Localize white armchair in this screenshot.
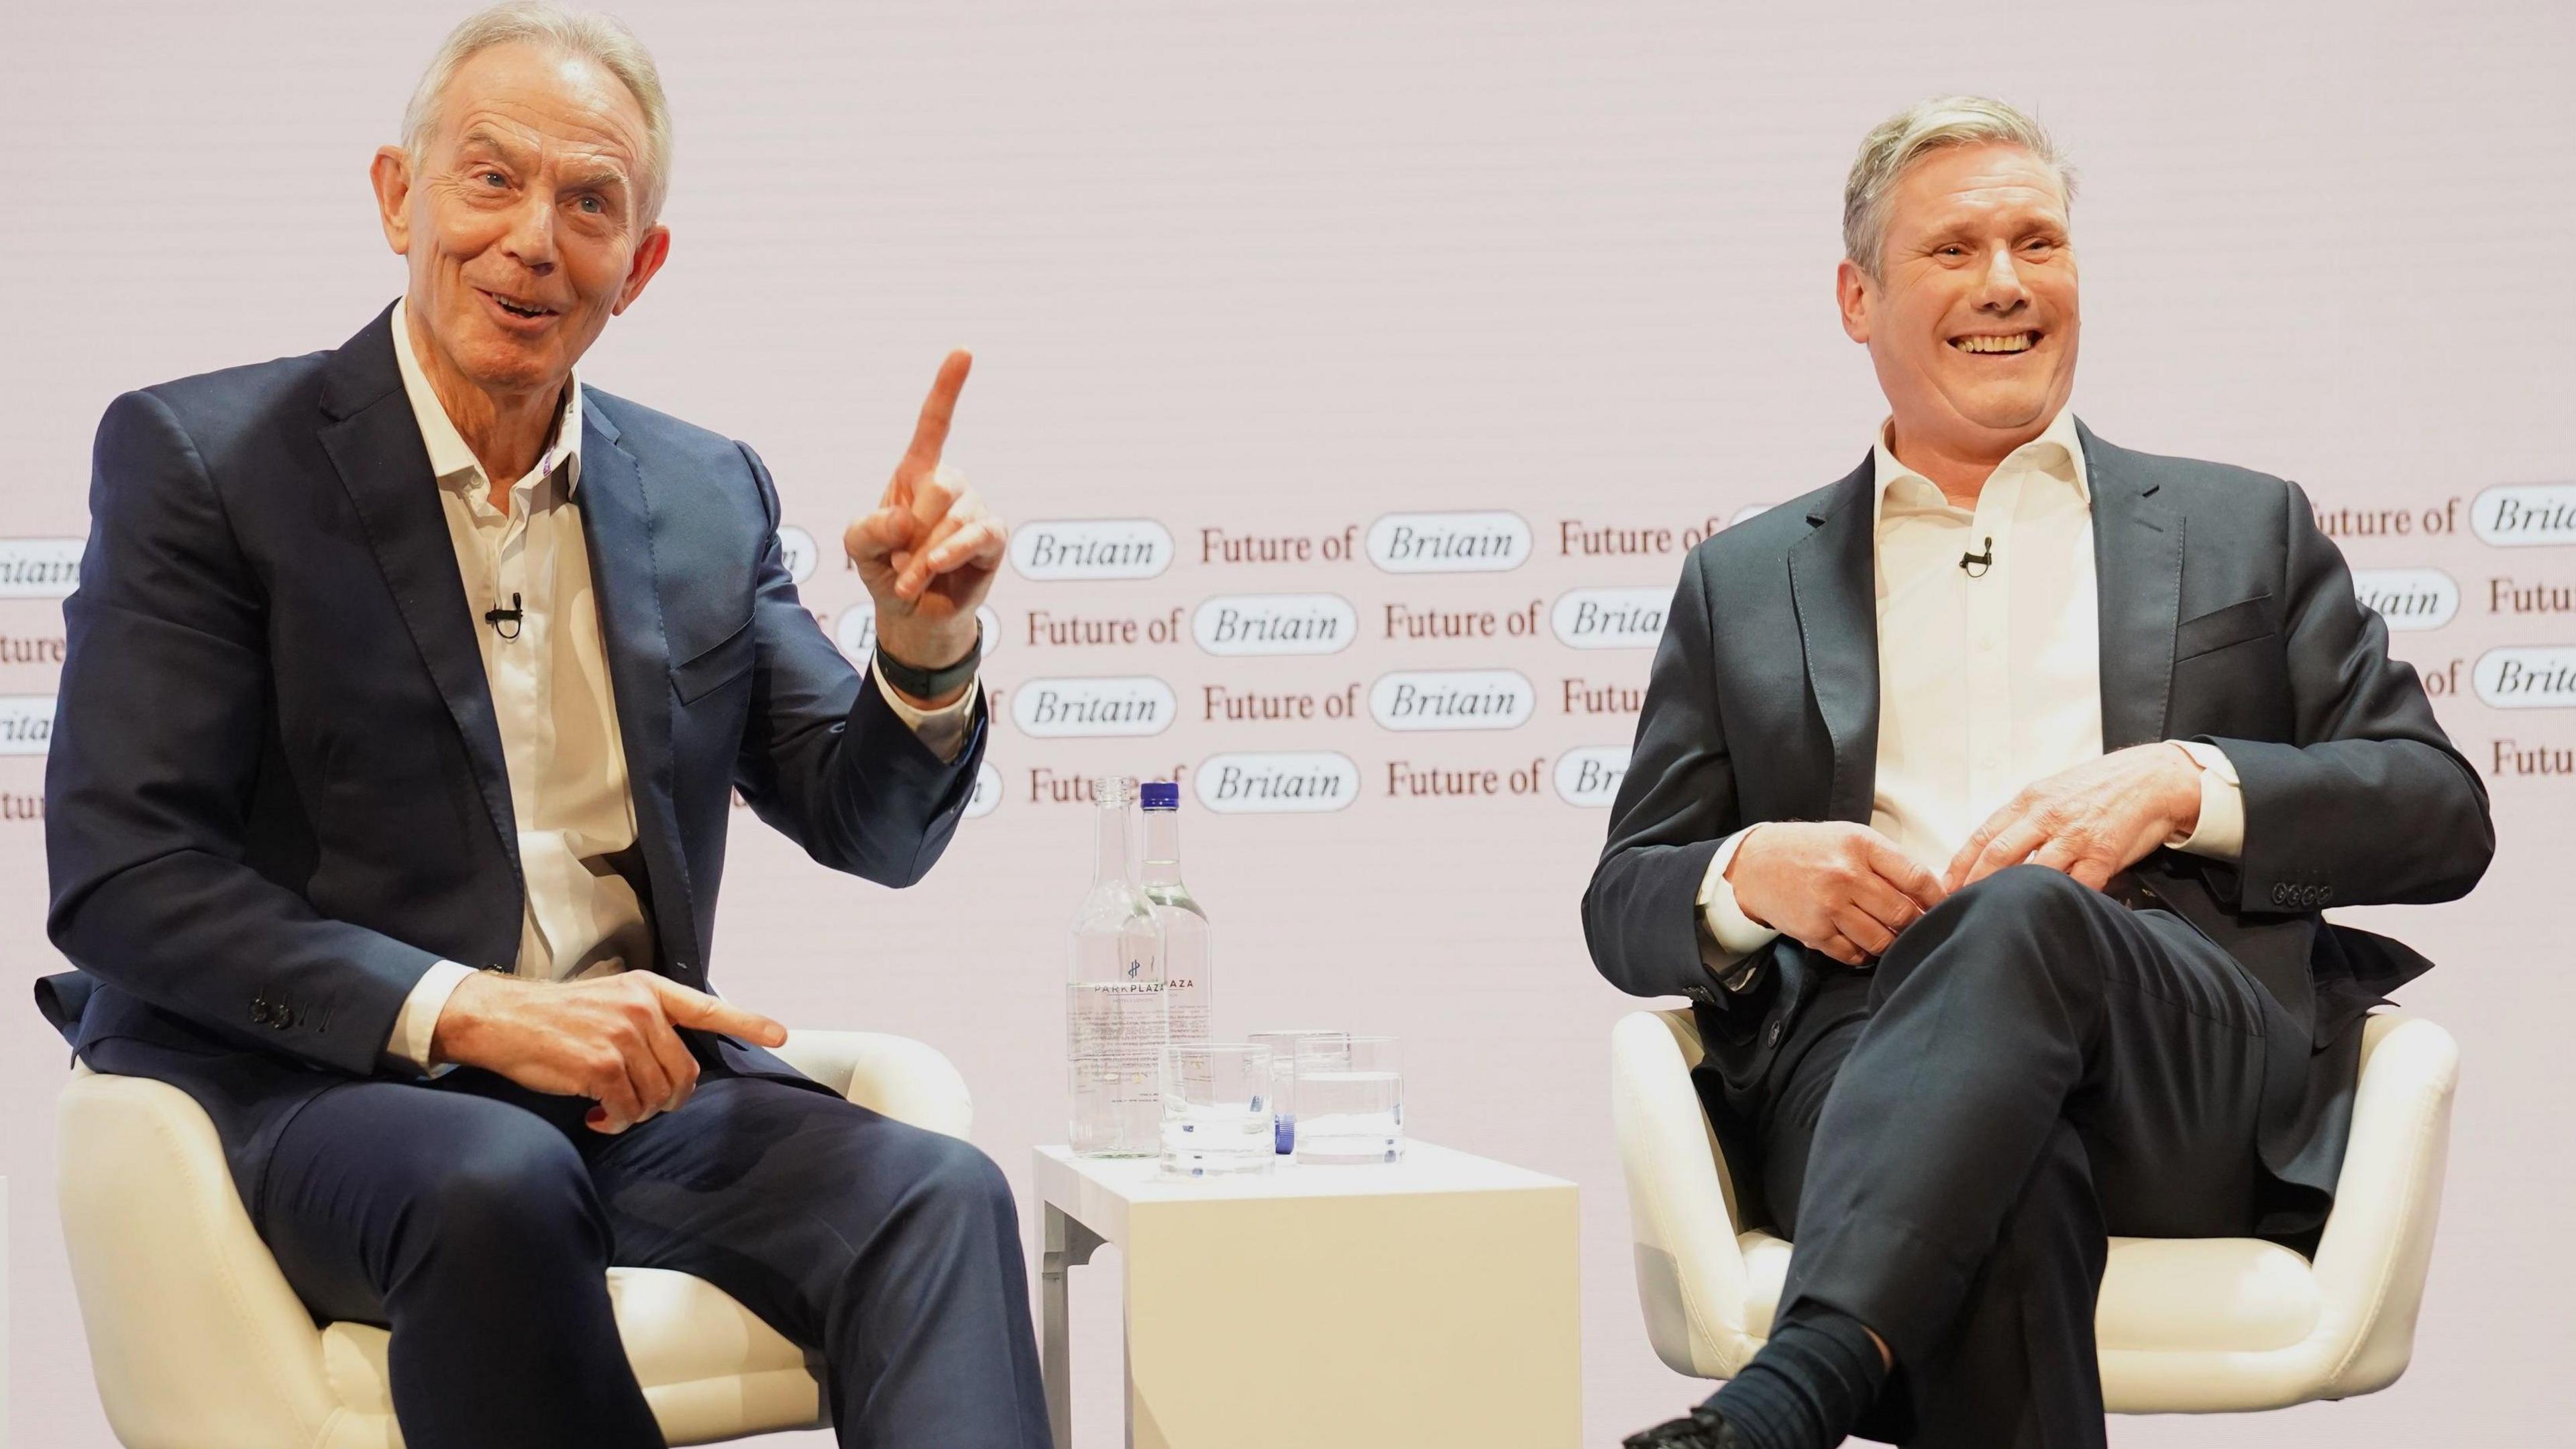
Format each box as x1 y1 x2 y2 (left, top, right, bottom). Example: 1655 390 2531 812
1611 1007 2458 1411
56 1029 974 1449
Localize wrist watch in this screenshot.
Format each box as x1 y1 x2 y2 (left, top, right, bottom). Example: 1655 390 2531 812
875 624 982 700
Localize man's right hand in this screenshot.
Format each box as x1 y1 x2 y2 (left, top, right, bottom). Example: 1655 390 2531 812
429 971 790 1133
1725 822 1949 967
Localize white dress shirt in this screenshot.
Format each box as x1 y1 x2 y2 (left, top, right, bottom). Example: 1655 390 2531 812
382 301 977 1071
1697 409 2243 963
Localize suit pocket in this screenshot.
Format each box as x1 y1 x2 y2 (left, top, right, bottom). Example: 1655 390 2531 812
2174 592 2279 662
670 613 755 704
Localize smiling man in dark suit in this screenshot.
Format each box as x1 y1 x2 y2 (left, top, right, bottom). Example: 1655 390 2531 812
1591 96 2491 1449
38 5 1048 1446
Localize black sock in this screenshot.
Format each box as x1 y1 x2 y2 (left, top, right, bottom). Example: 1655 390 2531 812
1704 1305 1888 1449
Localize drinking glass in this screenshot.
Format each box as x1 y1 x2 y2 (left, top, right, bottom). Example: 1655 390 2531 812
1159 1043 1276 1179
1248 1029 1346 1155
1290 1035 1403 1164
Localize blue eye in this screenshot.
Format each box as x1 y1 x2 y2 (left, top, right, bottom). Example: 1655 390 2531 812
480 171 506 187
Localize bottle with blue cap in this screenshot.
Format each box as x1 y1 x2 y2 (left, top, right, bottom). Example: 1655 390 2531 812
1138 780 1212 1043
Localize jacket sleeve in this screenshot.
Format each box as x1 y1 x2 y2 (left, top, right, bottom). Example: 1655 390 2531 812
45 390 439 1073
1582 548 1747 1002
727 441 987 888
2197 481 2493 912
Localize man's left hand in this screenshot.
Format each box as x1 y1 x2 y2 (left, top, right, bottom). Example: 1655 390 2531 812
1943 743 2204 893
845 350 1008 684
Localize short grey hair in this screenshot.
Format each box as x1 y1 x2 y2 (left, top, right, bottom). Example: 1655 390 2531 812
402 2 674 225
1843 95 2074 280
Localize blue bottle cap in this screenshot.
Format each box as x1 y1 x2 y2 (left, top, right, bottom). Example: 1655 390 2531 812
1139 781 1180 810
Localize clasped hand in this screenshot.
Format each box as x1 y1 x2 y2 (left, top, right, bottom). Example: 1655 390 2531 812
1725 743 2202 966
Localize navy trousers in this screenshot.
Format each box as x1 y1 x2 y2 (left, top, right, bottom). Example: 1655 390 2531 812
253 1043 1052 1448
1758 865 2276 1449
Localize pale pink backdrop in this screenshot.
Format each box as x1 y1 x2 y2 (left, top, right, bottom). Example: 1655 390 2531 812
2 1 2569 1444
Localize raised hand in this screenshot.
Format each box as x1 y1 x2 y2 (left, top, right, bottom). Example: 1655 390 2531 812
429 970 790 1133
1725 820 1949 966
843 350 1008 689
1941 743 2204 894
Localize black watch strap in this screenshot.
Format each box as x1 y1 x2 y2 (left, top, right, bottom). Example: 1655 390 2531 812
875 626 982 700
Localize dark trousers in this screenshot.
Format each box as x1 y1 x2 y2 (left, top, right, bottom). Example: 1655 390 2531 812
1758 865 2273 1449
254 1044 1052 1449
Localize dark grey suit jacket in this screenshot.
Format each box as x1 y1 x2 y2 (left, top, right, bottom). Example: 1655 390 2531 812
39 305 987 1208
1582 420 2491 1226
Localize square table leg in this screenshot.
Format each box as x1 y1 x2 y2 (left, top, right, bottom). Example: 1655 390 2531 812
1042 1203 1106 1448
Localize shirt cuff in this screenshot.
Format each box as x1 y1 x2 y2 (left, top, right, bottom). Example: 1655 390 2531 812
1697 824 1784 961
872 661 980 763
2163 739 2245 861
383 959 477 1075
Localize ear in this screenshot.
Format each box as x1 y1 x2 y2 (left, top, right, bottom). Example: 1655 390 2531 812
1835 258 1872 344
612 224 672 316
370 146 414 256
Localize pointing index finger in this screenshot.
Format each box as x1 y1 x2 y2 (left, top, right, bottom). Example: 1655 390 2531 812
902 348 974 472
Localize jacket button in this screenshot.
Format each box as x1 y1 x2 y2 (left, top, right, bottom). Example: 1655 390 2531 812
1765 1019 1785 1048
2269 884 2290 906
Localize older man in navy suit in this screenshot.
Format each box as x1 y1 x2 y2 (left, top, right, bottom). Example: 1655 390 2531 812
39 5 1046 1445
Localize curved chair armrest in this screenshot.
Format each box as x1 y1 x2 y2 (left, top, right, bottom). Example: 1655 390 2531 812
772 1029 974 1140
1611 1009 1760 1377
2304 1012 2459 1399
57 1064 343 1449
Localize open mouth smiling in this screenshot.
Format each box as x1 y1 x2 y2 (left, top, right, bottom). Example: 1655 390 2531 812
1949 330 2041 355
480 288 559 321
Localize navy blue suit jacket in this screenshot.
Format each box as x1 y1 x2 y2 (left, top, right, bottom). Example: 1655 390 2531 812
40 305 987 1207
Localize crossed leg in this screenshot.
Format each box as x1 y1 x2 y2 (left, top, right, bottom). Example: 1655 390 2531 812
1754 865 2271 1447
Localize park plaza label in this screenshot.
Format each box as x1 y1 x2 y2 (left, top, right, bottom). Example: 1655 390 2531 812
835 604 1005 661
2472 485 2576 546
1551 588 1667 649
1193 751 1360 813
1366 511 1532 574
2471 647 2576 708
1553 746 1629 806
1193 594 1357 655
2350 569 2460 631
1010 676 1178 737
0 538 82 598
1368 670 1536 731
0 694 56 755
1009 519 1174 580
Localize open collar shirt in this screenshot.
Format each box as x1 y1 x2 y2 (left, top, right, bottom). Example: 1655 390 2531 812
381 300 975 1070
1696 409 2243 967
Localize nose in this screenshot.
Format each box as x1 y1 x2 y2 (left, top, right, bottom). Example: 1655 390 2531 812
1973 241 2027 313
500 191 558 277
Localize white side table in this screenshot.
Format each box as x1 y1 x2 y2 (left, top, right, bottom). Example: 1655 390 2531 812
1035 1141 1580 1448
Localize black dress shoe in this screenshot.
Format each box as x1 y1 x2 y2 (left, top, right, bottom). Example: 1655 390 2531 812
1622 1403 1744 1449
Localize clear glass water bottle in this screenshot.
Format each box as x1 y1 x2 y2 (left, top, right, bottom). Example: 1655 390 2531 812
1067 775 1167 1157
1138 781 1212 1043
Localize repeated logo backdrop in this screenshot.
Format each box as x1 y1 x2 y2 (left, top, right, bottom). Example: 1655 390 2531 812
4 2 2573 1444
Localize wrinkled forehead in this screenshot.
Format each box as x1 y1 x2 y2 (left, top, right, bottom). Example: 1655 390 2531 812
1888 144 2071 235
427 42 649 177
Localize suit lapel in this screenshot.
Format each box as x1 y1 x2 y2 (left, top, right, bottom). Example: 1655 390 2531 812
574 405 704 978
1786 455 1881 823
317 306 520 873
2079 421 2184 750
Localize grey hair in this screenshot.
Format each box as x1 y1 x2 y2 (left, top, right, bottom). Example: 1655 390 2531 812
402 2 674 225
1843 95 2074 280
